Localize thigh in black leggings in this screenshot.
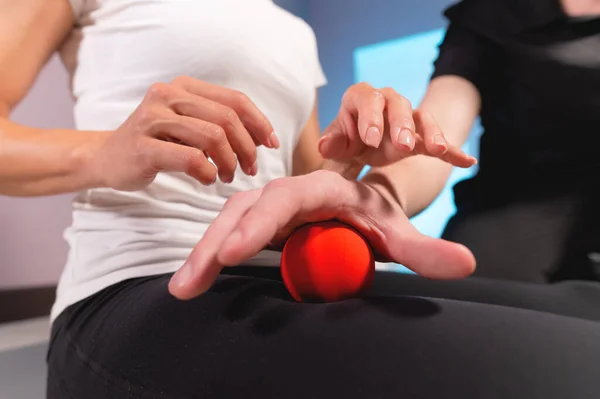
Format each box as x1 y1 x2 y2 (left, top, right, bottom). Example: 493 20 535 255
47 269 600 399
443 194 600 283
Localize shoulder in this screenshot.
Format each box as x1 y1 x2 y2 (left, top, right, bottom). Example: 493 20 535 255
443 0 564 40
271 5 318 44
270 6 322 63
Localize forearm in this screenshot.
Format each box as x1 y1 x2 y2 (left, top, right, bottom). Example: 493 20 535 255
0 117 110 196
362 77 480 217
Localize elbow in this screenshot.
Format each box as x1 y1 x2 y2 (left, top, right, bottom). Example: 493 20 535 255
0 101 11 119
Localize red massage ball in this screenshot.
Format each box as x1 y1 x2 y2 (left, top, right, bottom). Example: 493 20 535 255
281 221 375 302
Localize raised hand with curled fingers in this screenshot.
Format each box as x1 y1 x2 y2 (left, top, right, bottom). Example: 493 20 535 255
94 76 279 191
318 82 477 168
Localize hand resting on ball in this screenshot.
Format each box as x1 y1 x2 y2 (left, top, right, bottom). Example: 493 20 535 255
168 169 476 300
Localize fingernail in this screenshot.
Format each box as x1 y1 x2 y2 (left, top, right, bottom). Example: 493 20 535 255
433 134 447 148
221 174 234 184
317 135 329 154
470 156 478 165
170 262 193 289
319 132 346 158
243 161 257 176
365 126 382 148
397 128 413 149
267 132 280 149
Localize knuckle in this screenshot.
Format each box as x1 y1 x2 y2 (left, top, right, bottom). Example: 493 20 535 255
371 89 385 102
204 125 226 147
170 75 191 88
264 177 288 191
146 82 173 102
185 148 204 167
231 90 251 109
220 107 240 131
135 105 160 127
398 95 413 108
224 191 249 208
356 81 372 90
345 82 371 99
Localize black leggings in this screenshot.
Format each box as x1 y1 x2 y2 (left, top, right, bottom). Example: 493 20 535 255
444 193 600 283
47 268 600 399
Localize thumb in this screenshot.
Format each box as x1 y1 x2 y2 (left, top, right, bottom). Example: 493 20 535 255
388 229 476 280
318 131 349 159
318 131 365 160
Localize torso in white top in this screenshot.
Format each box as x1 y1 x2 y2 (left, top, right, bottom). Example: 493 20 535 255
51 0 326 321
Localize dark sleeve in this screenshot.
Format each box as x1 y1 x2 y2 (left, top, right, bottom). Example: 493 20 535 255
430 0 507 92
430 24 501 91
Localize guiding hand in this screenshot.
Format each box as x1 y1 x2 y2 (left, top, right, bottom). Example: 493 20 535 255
94 76 279 191
168 169 476 300
318 83 477 168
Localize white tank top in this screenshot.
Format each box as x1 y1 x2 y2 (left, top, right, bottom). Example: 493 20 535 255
51 0 327 321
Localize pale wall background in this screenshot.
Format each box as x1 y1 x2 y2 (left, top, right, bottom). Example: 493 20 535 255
0 55 75 289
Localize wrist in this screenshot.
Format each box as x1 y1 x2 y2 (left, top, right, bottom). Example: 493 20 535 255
360 171 407 213
70 130 113 190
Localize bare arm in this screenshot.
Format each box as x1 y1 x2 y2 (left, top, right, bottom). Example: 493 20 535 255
361 76 481 217
1 0 279 197
0 0 111 196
